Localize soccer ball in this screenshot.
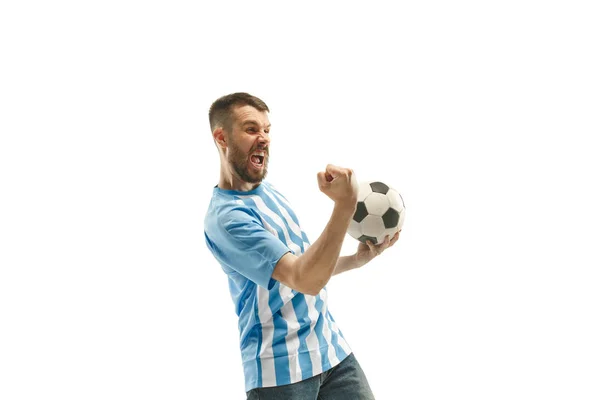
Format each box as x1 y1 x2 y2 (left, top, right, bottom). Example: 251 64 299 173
347 181 405 245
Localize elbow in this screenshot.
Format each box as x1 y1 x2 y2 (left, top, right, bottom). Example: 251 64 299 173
303 287 321 297
299 288 321 297
299 277 328 296
277 255 328 296
293 279 321 296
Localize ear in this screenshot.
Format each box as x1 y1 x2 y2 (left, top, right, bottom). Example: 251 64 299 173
213 127 227 149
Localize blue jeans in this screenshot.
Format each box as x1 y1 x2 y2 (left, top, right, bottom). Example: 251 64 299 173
246 353 375 399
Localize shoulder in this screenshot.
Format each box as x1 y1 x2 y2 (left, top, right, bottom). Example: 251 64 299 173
206 195 261 233
262 181 293 208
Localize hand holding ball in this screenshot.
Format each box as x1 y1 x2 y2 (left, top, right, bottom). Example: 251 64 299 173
347 181 405 244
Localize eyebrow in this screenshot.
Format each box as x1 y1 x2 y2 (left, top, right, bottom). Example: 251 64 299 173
242 120 271 128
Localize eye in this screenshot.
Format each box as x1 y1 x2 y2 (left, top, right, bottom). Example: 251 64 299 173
247 127 257 133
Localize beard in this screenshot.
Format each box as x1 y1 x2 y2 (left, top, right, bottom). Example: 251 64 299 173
228 140 269 184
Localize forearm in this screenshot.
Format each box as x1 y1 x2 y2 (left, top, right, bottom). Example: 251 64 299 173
332 254 364 276
295 203 355 292
333 230 401 276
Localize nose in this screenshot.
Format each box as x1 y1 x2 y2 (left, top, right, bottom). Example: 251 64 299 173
258 131 270 147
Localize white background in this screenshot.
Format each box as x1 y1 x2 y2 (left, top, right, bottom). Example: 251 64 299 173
1 1 599 399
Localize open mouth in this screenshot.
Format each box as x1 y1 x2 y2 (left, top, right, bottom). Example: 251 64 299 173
250 154 265 168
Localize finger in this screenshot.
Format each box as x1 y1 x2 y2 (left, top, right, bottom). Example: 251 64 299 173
325 164 345 178
390 231 400 245
380 235 391 251
384 234 391 245
316 172 329 189
366 240 376 253
370 239 384 255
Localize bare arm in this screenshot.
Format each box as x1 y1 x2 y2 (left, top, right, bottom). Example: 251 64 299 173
332 230 401 276
272 164 358 296
332 254 363 276
274 204 355 295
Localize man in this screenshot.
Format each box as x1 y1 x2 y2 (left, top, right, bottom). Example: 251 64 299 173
204 93 400 399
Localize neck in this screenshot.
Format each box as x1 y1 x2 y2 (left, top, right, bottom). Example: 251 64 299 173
218 164 261 192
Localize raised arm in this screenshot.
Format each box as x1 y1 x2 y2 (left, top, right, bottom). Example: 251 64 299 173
272 164 358 295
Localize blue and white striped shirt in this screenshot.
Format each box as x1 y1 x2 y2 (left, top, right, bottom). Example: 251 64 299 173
204 181 351 392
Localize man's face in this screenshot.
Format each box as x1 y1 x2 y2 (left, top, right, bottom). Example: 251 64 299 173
226 105 271 184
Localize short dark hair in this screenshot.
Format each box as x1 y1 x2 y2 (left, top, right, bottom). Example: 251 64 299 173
208 92 270 133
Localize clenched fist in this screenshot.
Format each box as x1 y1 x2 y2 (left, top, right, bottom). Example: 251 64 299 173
316 164 358 209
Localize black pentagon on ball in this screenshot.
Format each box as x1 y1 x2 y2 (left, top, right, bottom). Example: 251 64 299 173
382 207 400 228
353 201 368 222
370 181 389 194
358 234 378 245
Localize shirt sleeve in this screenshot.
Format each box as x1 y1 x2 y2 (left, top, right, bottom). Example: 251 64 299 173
205 204 291 289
